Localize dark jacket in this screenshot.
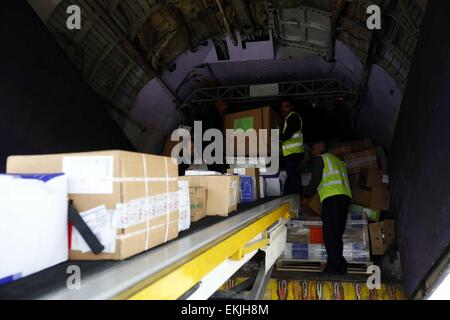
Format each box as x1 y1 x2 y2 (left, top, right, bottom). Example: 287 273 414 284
304 156 324 198
280 112 301 142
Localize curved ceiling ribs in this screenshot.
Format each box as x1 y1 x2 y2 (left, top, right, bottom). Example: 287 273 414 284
43 0 426 128
337 0 425 90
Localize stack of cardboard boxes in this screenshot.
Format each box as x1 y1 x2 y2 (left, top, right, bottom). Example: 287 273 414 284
224 106 287 198
160 106 285 224
163 106 286 199
340 140 395 256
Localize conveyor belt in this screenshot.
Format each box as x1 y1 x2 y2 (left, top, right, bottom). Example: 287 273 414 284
0 196 294 300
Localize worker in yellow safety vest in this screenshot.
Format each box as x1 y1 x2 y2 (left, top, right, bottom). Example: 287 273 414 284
302 142 352 275
280 99 304 196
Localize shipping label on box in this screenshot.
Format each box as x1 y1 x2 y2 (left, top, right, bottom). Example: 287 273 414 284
112 191 179 228
189 187 207 222
72 205 117 254
62 156 114 194
177 180 191 232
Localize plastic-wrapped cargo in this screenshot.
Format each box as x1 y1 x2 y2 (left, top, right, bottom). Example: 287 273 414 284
284 213 370 263
0 174 68 284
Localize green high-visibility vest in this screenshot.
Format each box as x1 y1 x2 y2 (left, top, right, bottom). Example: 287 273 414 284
282 112 304 156
317 153 352 202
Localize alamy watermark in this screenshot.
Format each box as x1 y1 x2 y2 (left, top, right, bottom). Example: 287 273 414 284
64 4 381 31
66 265 81 290
367 4 382 30
66 5 81 30
366 265 382 290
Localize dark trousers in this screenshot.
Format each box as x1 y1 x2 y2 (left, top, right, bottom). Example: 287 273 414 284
282 153 303 196
321 195 351 272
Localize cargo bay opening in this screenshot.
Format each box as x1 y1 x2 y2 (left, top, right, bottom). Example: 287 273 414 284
0 0 449 300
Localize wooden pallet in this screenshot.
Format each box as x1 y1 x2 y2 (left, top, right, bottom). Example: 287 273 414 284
276 258 373 274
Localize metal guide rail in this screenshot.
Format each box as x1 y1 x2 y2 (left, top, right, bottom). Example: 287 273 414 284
0 196 296 300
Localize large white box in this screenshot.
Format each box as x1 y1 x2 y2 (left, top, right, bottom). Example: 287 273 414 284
0 173 68 284
263 171 287 197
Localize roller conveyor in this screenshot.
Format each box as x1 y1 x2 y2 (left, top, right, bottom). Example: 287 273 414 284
0 195 296 300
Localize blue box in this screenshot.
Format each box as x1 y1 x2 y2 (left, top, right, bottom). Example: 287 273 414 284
239 176 256 203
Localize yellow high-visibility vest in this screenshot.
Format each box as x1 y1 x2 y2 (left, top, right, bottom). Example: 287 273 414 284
317 153 352 202
282 112 304 156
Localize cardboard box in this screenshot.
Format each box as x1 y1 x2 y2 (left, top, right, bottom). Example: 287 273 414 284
7 150 179 260
329 145 352 160
0 174 68 284
344 149 378 174
224 106 281 156
348 139 373 153
370 187 390 211
227 167 260 199
349 204 380 222
359 168 389 188
352 187 372 208
383 219 396 247
369 220 396 255
180 175 239 216
189 187 207 222
263 171 287 197
307 193 322 215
